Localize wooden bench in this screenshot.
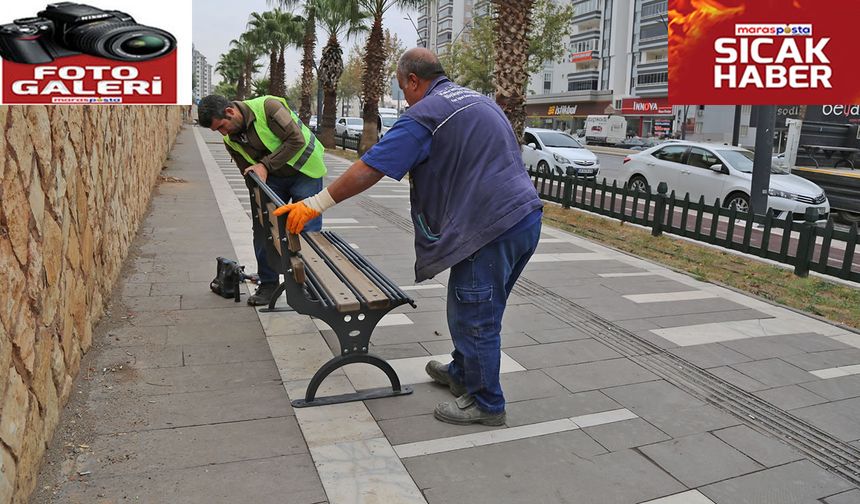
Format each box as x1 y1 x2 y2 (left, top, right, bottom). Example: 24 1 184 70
247 173 416 408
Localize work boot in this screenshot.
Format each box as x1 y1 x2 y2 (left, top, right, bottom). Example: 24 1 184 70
434 394 506 426
425 360 466 396
247 283 278 306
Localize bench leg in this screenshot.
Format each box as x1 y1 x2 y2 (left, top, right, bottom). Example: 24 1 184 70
257 282 295 313
291 353 413 408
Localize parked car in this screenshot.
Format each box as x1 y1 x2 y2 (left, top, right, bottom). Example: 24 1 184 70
308 115 318 133
622 141 830 220
522 128 600 177
335 116 363 137
378 114 398 138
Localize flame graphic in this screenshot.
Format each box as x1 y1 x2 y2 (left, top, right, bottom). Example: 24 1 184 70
668 0 744 95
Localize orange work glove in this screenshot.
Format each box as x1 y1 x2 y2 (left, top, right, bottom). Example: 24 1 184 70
273 202 321 234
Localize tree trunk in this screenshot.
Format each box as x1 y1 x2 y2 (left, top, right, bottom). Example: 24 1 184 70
492 0 534 142
276 50 286 97
237 72 246 100
268 50 278 95
358 15 386 155
299 7 316 125
320 87 338 148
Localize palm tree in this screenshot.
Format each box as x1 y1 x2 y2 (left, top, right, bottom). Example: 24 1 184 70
316 0 367 148
228 35 263 100
492 0 534 141
215 49 243 99
355 0 422 154
271 0 318 125
247 9 304 97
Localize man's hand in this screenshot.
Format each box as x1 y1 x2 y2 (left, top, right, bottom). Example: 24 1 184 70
272 201 321 234
243 163 268 183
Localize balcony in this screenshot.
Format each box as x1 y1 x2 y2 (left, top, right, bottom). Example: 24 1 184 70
640 1 668 21
569 49 600 64
570 27 601 43
634 70 668 97
573 0 601 21
634 83 668 97
637 19 668 48
636 58 668 72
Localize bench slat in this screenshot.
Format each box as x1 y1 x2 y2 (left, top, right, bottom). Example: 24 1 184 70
253 188 265 227
304 232 390 310
299 235 360 312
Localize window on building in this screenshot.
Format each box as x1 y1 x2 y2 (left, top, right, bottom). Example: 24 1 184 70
568 79 598 91
637 71 668 85
570 39 598 53
639 24 667 41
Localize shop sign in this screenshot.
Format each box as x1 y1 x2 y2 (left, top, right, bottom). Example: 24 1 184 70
620 97 673 115
548 105 578 115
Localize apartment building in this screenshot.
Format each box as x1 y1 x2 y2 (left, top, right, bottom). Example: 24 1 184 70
415 0 677 137
525 0 674 137
415 0 491 53
192 45 213 103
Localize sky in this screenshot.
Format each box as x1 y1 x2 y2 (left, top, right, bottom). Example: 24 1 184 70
192 1 421 86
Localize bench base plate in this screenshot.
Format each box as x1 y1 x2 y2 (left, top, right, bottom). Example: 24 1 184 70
291 385 414 408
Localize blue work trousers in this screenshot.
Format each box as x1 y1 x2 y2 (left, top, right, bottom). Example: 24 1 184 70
446 219 542 414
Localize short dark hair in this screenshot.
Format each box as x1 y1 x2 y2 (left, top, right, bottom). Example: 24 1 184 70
397 49 446 81
198 95 230 127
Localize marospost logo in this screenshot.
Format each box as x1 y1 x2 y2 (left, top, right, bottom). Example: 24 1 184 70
714 23 831 90
735 24 813 36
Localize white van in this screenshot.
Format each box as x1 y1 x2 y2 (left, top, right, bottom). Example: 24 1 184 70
585 115 627 145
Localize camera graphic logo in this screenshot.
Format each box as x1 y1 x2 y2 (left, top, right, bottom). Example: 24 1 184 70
0 2 176 64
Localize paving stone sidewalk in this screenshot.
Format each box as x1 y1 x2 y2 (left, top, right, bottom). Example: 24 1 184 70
35 124 860 504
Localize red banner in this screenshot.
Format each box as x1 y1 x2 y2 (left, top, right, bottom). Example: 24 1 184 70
570 51 594 63
668 0 859 104
2 52 177 104
620 97 673 115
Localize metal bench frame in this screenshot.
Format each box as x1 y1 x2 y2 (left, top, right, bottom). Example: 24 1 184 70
248 173 415 408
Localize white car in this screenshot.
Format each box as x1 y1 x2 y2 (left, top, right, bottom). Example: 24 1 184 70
622 141 830 220
378 114 398 138
522 128 600 177
335 117 363 137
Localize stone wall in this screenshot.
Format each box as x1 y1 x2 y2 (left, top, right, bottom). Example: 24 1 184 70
0 105 183 503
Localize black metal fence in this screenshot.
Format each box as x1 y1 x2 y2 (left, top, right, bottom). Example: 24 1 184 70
529 169 860 283
335 133 360 151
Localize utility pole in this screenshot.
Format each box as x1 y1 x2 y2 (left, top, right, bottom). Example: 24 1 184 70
751 105 776 215
731 105 742 146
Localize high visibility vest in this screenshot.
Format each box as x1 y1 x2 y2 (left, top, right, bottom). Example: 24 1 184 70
223 95 326 179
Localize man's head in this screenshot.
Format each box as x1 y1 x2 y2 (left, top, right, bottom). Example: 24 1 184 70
396 48 446 106
198 95 244 135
